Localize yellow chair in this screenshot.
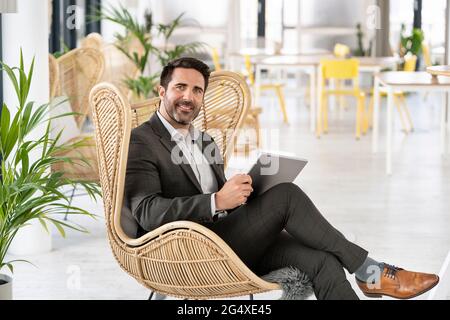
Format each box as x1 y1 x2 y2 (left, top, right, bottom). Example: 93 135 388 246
211 48 222 71
211 49 262 154
244 54 289 124
367 54 417 133
422 41 432 68
421 41 432 103
333 43 351 111
317 58 367 139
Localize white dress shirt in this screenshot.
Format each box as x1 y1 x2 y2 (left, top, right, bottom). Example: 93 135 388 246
157 111 224 218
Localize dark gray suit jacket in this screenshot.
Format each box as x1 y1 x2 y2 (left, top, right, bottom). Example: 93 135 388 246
123 113 227 238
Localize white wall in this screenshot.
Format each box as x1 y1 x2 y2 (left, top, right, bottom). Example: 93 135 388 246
2 0 52 255
2 0 49 108
298 0 375 52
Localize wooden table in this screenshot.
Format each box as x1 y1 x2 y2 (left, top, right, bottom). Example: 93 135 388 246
372 71 450 174
427 65 450 77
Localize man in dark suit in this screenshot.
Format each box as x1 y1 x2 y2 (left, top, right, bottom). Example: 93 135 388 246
124 57 439 300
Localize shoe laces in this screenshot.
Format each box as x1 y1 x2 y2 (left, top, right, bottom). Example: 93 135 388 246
383 264 402 279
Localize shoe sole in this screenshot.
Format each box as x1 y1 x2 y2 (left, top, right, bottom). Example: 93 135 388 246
359 276 440 300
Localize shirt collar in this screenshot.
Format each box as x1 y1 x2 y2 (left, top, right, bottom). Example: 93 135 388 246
156 110 200 143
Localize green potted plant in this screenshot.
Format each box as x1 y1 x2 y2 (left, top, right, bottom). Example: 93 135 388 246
399 24 424 69
353 23 373 57
0 52 100 299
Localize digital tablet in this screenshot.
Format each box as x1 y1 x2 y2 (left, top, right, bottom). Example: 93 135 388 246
247 152 308 199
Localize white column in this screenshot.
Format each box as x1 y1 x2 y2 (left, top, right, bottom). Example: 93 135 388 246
2 0 51 255
445 0 450 64
309 66 316 133
441 92 448 155
386 88 394 175
372 76 380 153
226 0 241 71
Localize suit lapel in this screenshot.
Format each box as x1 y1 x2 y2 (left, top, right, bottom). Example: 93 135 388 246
149 113 226 191
198 133 226 187
158 137 204 193
149 114 203 193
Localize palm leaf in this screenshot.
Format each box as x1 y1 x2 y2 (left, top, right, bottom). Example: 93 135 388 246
0 52 100 274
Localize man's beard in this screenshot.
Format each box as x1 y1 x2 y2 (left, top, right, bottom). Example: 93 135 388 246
165 97 199 125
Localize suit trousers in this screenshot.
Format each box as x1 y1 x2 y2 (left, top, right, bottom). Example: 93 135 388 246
202 182 368 300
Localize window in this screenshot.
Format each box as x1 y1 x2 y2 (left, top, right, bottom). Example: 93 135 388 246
390 0 446 63
240 0 299 51
240 0 258 46
282 0 298 52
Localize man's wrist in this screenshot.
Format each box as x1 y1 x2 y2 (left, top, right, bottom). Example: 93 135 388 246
215 191 223 211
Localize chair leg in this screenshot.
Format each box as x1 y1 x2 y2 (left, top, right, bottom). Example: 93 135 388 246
337 80 348 111
275 86 289 124
249 294 254 300
361 95 368 134
368 94 375 129
305 84 311 106
323 94 329 133
148 291 155 300
316 93 324 138
64 185 77 221
393 95 409 133
399 94 414 132
316 105 322 138
355 101 361 140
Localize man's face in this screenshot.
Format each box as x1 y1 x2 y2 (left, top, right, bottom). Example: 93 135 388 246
159 67 205 126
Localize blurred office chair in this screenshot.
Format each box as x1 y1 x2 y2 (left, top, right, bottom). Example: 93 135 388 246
367 54 417 133
211 47 222 71
244 54 288 124
81 32 141 101
50 47 104 217
333 43 352 111
317 58 367 139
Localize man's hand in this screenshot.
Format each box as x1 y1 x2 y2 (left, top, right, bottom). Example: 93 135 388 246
215 174 253 211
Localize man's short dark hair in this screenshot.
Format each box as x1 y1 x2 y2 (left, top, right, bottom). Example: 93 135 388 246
160 57 211 91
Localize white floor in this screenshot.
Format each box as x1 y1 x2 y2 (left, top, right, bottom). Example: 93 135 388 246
5 91 450 300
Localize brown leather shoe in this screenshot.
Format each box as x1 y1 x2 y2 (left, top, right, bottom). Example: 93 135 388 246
356 264 439 299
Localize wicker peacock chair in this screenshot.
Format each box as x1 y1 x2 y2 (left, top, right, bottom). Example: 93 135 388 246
89 71 282 299
81 32 141 101
56 47 105 129
50 47 104 182
48 54 60 99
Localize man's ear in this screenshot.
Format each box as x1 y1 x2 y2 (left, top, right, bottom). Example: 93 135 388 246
158 85 165 98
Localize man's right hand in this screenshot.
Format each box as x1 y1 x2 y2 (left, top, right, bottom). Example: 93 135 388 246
215 174 253 211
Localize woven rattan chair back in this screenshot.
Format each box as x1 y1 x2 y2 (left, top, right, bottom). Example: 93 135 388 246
80 32 104 51
101 43 140 99
89 77 279 299
57 47 104 129
81 32 141 100
49 54 60 99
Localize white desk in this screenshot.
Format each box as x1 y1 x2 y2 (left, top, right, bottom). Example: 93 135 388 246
254 56 400 133
372 72 450 175
228 48 331 71
254 55 331 132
